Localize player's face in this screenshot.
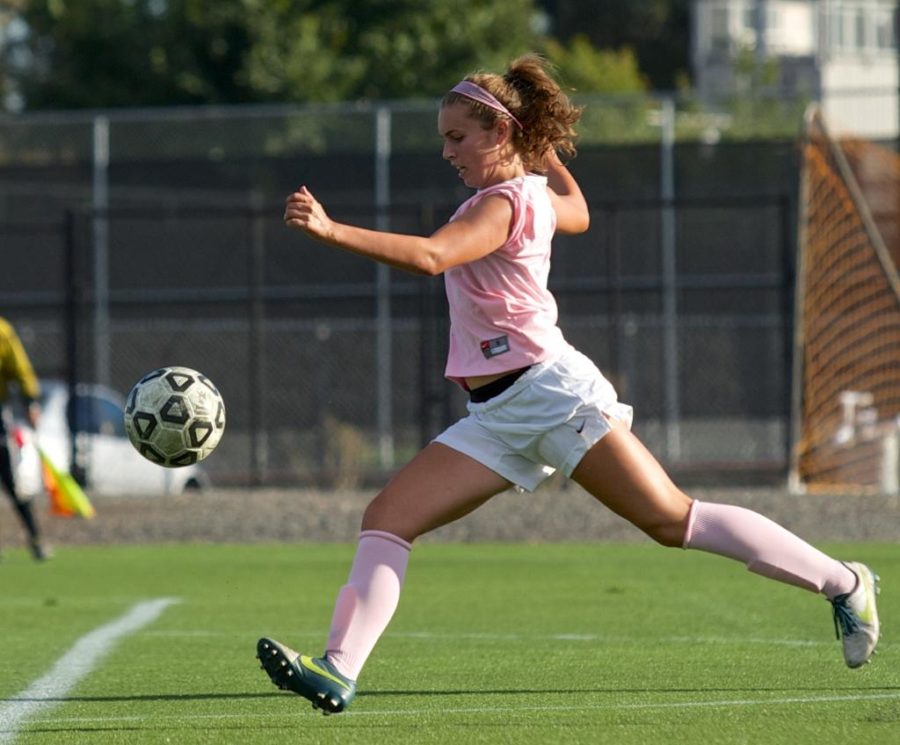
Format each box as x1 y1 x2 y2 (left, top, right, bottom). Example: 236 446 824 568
438 102 508 188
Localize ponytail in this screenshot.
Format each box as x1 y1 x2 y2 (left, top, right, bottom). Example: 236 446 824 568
442 54 582 172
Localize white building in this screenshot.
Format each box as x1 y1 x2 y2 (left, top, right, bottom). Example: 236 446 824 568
692 0 899 137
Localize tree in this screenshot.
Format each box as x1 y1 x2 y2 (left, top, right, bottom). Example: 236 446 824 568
550 0 691 90
248 0 540 101
4 0 543 109
542 35 648 94
7 0 265 108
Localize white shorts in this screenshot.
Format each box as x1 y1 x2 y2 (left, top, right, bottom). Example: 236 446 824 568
434 345 633 492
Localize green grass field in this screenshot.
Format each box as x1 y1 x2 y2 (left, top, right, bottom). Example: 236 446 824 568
0 541 897 744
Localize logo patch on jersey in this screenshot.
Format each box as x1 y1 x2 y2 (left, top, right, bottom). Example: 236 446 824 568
480 335 510 359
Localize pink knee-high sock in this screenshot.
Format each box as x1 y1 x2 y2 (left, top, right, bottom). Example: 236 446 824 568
325 530 412 680
683 501 855 598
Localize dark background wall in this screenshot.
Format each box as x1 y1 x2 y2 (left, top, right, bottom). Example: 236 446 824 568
0 137 801 486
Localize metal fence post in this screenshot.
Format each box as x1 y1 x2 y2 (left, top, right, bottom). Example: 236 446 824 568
606 204 624 393
375 106 394 469
248 191 267 485
660 96 681 461
64 209 86 485
779 194 795 466
92 115 111 387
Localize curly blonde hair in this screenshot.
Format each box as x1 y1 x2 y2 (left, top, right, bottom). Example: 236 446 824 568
441 54 582 172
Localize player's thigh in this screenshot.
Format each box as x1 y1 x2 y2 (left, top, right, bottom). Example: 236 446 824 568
570 419 692 546
362 442 511 541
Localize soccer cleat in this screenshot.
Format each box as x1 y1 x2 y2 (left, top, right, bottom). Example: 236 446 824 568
830 561 880 669
256 637 356 714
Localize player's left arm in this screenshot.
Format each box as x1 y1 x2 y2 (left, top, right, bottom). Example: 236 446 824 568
284 186 513 276
544 151 590 235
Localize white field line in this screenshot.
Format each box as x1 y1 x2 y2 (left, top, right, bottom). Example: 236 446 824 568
23 690 900 728
0 597 181 743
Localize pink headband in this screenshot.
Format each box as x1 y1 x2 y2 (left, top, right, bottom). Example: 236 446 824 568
450 80 523 130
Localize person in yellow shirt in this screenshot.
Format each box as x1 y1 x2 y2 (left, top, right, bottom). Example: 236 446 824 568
0 317 50 560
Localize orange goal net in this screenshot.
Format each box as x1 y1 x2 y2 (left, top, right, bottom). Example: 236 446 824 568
789 107 900 494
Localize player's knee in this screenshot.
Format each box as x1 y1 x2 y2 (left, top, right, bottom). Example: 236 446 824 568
360 498 387 531
637 506 692 548
360 496 419 542
644 522 687 548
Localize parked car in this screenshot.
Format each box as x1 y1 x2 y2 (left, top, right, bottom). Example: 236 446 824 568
11 380 210 497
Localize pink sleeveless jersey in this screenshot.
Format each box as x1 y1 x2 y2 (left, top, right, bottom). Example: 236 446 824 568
443 174 568 386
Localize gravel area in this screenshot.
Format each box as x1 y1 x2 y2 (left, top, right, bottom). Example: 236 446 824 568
2 484 899 549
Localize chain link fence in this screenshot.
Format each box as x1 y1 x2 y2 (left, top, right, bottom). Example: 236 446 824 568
1 96 800 489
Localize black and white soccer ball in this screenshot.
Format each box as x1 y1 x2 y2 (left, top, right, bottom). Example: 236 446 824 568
124 366 226 467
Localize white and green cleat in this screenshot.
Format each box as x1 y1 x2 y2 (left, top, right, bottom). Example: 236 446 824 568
256 637 356 714
830 561 880 669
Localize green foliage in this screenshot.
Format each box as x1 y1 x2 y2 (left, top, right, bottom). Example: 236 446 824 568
714 49 810 141
328 0 539 100
241 3 368 103
574 94 657 145
732 45 782 92
5 0 541 109
721 95 809 140
242 0 540 102
543 35 648 94
1 0 810 143
553 0 692 90
7 0 259 108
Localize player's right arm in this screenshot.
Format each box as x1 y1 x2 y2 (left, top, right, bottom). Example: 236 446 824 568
284 186 513 276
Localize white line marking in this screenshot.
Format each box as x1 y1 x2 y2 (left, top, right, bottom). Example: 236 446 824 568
0 597 180 743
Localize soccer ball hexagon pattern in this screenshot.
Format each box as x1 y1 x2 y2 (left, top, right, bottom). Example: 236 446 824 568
124 366 226 467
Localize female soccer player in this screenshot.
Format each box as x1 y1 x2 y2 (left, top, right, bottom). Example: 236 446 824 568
257 55 879 714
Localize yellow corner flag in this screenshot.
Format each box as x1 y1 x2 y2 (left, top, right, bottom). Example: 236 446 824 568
37 446 96 519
